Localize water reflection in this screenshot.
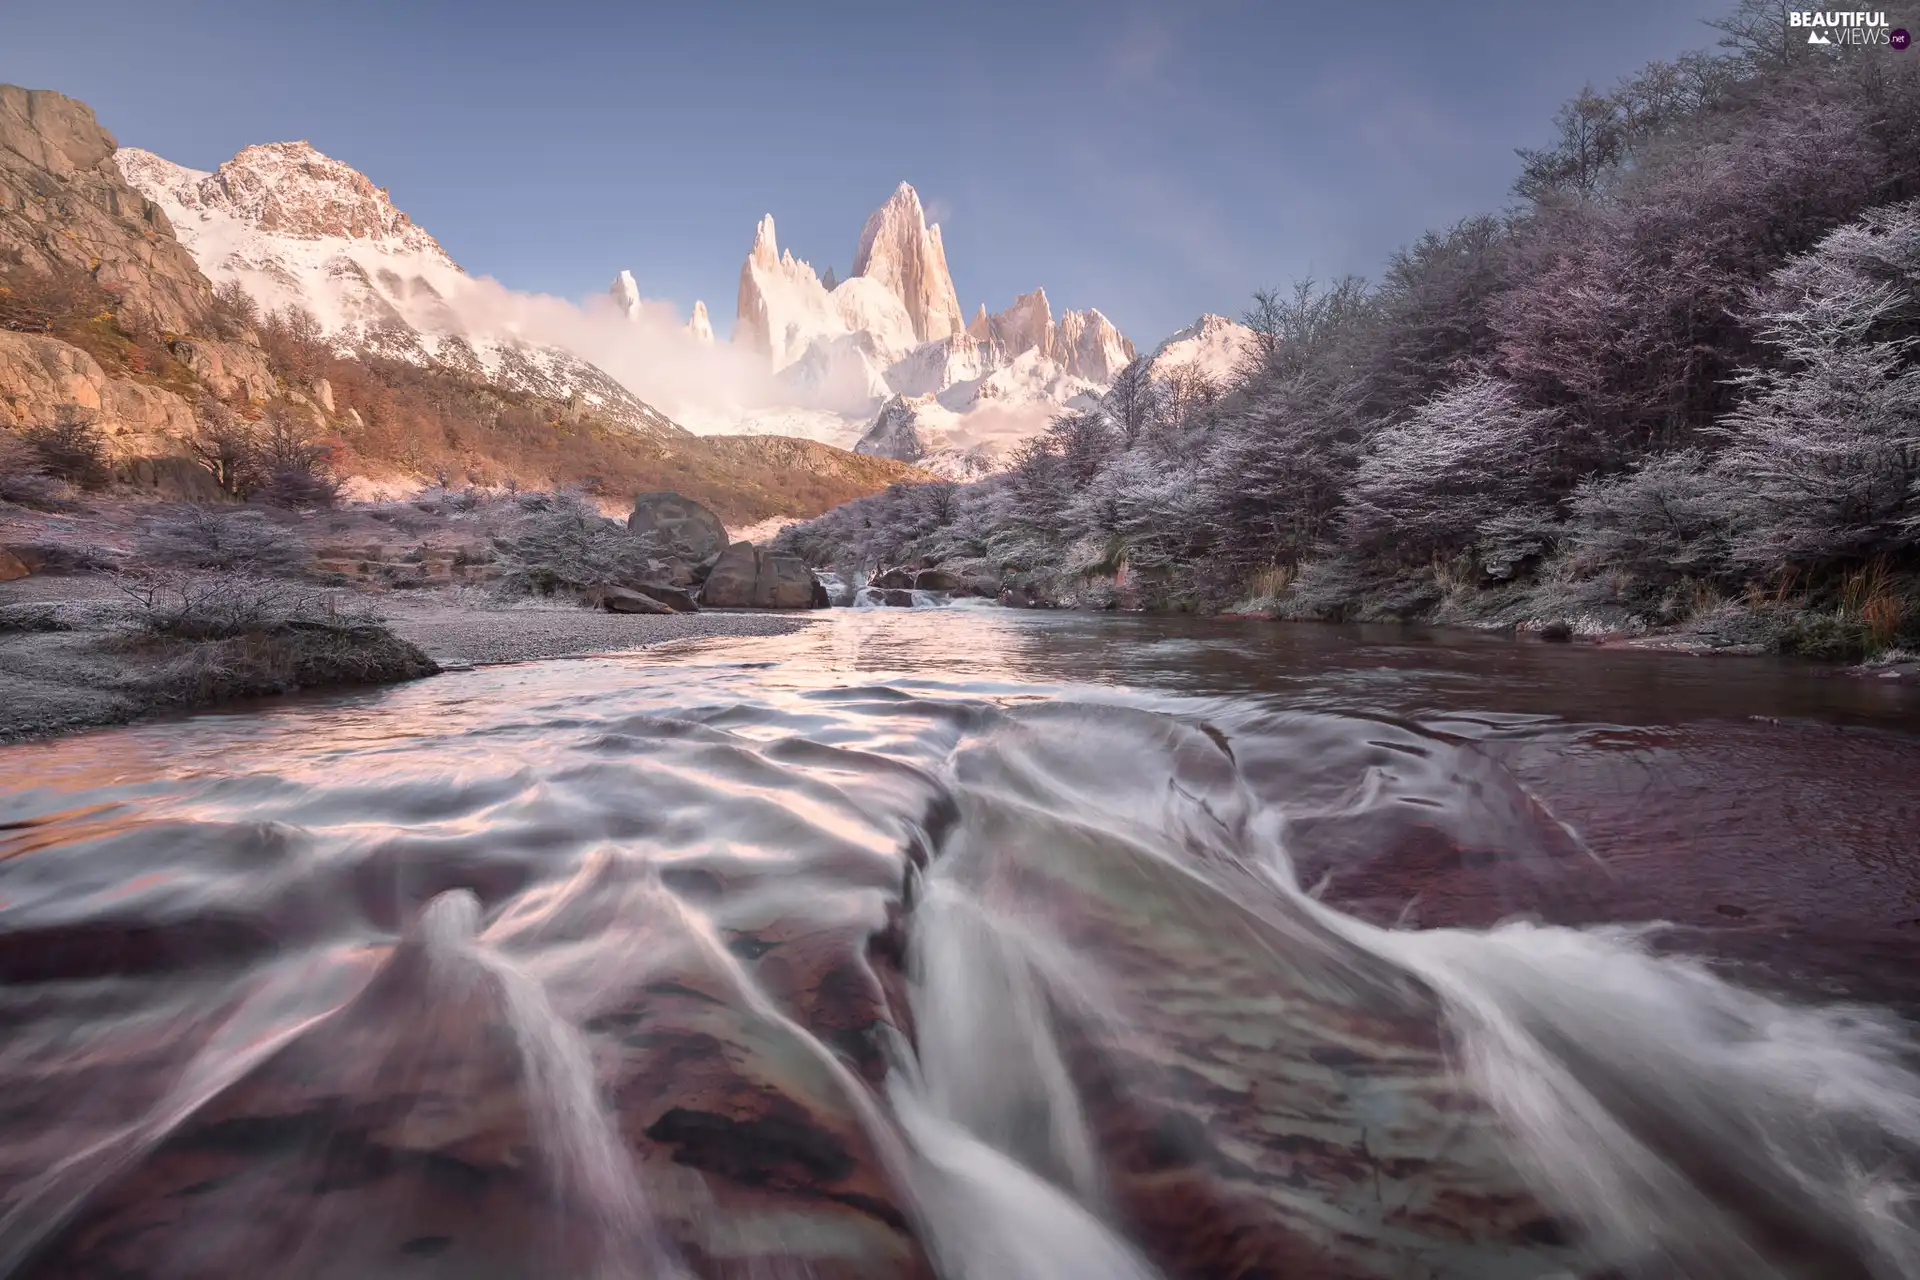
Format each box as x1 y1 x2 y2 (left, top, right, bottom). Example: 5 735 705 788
0 608 1916 1278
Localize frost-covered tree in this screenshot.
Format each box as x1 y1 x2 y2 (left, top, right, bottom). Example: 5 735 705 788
1342 374 1565 563
1368 216 1507 415
1566 451 1738 591
1103 357 1164 448
1711 200 1920 572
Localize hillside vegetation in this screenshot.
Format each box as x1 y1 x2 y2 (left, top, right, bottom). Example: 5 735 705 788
779 1 1920 659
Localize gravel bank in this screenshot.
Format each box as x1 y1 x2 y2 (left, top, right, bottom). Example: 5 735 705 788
374 599 815 666
0 578 820 743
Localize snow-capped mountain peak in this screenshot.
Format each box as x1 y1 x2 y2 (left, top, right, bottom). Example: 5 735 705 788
1149 312 1260 384
610 268 644 321
117 142 684 439
850 182 964 344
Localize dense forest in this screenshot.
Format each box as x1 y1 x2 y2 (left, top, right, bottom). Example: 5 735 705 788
778 1 1920 658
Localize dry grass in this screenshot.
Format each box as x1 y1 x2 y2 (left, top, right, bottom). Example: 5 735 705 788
144 624 438 706
1840 557 1906 650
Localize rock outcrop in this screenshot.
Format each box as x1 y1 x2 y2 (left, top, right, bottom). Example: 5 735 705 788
699 541 826 609
0 85 213 336
167 337 277 403
853 394 929 465
850 182 964 344
0 330 196 445
626 491 728 565
685 299 714 344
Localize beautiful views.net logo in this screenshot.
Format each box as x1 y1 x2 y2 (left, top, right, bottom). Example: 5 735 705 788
1787 11 1909 46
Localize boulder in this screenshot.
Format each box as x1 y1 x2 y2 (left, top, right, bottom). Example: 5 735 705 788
699 542 828 610
880 589 915 608
627 581 699 613
871 567 915 590
811 575 831 609
627 491 728 565
912 568 959 592
587 586 675 615
0 546 27 582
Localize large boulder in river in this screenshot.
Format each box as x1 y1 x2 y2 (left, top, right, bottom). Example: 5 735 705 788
627 491 728 565
700 541 827 609
912 568 959 592
871 567 915 590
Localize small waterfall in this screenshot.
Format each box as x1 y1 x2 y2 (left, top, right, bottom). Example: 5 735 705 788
419 891 686 1280
852 586 949 609
906 881 1107 1206
1362 917 1920 1280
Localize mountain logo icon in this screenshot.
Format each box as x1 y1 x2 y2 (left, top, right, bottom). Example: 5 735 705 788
1808 29 1832 43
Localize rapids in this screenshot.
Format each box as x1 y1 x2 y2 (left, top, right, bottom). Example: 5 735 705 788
1 609 1917 1279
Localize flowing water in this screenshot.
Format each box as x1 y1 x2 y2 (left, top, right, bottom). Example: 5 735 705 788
2 607 1919 1279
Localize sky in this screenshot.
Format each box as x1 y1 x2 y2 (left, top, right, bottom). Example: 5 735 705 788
2 0 1729 346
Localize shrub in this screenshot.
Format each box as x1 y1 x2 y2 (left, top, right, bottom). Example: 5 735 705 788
190 398 262 498
133 506 312 576
116 571 327 641
23 411 110 489
208 280 260 341
491 489 655 595
146 624 437 707
252 405 341 510
0 432 70 508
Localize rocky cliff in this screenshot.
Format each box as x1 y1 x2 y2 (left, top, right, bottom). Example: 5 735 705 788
850 183 964 344
0 86 213 336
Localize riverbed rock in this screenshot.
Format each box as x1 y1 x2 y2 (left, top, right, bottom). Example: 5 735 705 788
0 546 27 581
588 585 676 615
879 588 915 607
700 541 826 609
627 491 728 565
626 581 699 613
871 567 915 590
911 568 959 592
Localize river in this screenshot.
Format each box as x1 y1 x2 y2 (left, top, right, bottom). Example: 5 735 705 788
1 606 1917 1279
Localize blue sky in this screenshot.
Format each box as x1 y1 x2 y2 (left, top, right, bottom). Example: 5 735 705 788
3 0 1726 344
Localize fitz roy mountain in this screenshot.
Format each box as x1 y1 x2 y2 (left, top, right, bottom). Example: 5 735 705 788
609 182 1169 478
116 142 684 439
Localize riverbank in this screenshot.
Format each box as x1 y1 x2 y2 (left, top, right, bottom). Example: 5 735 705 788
0 576 815 744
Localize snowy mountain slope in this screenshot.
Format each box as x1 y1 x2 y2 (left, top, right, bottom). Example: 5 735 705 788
1148 312 1259 385
117 142 687 440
